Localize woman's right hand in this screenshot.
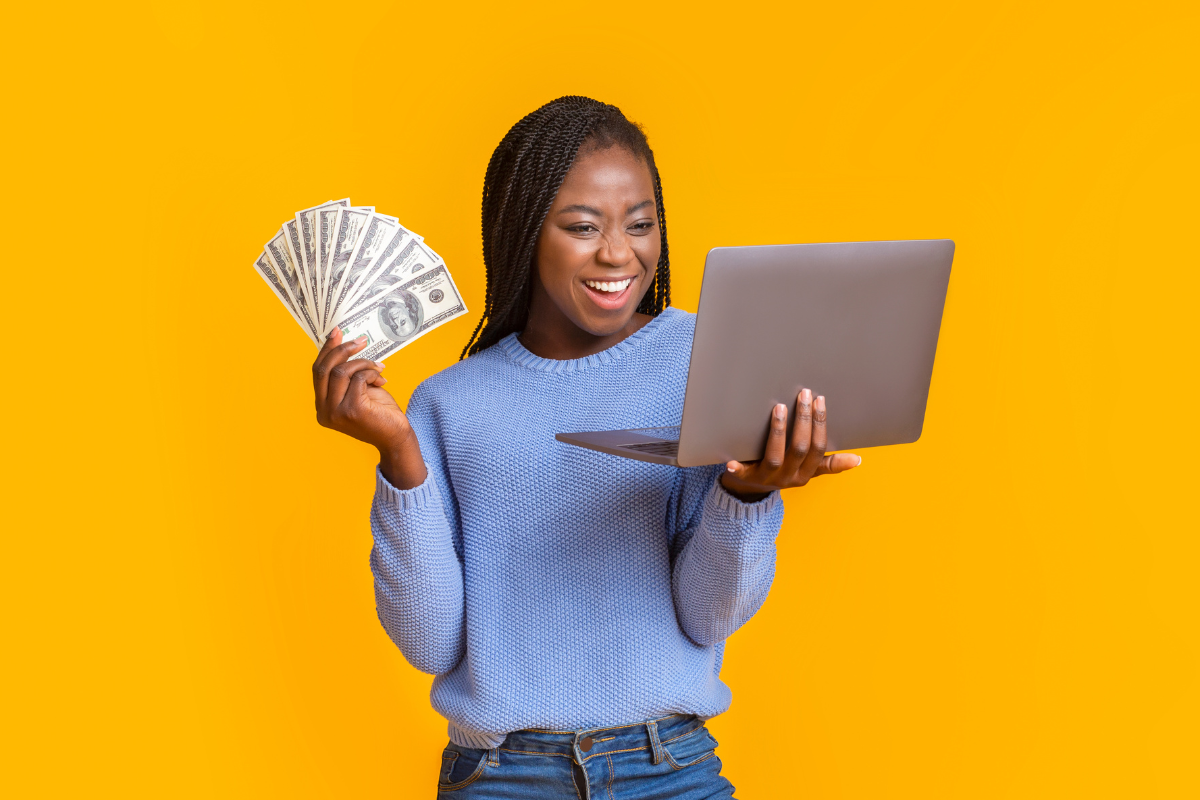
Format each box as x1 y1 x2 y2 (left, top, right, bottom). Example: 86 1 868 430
313 329 428 489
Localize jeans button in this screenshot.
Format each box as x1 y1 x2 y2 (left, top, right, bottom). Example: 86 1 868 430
579 736 593 752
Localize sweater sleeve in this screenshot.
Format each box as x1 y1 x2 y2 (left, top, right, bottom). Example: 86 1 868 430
368 388 465 675
668 467 785 647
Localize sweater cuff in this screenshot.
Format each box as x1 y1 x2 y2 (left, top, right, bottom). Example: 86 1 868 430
374 464 439 511
708 474 781 522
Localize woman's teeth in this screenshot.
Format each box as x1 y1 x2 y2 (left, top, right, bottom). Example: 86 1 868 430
584 278 632 293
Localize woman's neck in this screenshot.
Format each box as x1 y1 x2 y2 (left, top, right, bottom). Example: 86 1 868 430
519 290 652 361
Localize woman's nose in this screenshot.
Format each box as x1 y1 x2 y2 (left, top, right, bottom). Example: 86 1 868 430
597 231 634 266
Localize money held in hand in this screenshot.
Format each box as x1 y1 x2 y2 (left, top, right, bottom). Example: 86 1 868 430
252 200 468 360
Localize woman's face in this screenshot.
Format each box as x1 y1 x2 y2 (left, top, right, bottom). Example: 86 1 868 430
533 145 660 337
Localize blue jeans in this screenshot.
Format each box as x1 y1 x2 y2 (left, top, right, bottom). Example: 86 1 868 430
436 714 736 799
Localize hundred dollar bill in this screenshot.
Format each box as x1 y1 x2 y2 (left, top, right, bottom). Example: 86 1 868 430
296 198 348 326
282 217 319 324
323 206 375 327
340 235 427 319
316 204 374 304
264 228 321 341
314 205 339 312
338 263 468 362
252 251 319 345
328 214 413 326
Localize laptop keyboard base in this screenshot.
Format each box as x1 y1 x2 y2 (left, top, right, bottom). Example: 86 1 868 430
621 440 680 457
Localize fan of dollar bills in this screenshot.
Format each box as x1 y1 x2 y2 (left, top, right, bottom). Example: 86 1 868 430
253 199 468 362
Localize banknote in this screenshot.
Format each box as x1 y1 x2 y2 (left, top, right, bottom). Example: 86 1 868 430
328 215 413 326
323 207 375 327
252 251 318 345
339 263 468 362
282 218 317 323
264 228 321 340
316 205 374 304
314 205 341 312
296 198 348 325
342 236 432 318
254 201 466 354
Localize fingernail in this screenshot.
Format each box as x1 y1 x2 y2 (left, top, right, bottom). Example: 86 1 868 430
774 404 786 419
374 361 386 369
378 377 387 385
726 461 739 472
801 388 811 403
326 330 336 340
355 335 367 344
853 455 862 467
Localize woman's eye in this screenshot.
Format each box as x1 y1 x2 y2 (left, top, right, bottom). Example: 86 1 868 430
568 224 597 233
629 221 654 232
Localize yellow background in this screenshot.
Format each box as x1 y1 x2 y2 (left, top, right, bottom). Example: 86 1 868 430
3 1 1196 796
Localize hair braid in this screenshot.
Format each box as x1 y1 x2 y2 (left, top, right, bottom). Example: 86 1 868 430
461 96 671 359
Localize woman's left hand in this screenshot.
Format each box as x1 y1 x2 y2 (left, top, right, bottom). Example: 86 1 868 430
719 388 862 502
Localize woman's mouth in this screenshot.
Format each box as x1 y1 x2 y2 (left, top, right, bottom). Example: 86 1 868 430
584 278 632 293
581 277 635 310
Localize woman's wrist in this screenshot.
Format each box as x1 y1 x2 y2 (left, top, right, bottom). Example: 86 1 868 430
719 473 771 504
378 429 427 490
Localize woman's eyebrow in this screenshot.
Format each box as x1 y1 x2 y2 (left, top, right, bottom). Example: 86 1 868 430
557 203 602 216
626 199 654 215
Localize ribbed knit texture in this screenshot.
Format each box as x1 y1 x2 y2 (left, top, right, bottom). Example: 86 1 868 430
369 307 784 749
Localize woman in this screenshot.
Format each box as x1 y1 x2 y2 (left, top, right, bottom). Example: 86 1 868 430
312 96 860 798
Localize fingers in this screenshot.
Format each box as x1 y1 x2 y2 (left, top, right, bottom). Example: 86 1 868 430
796 394 829 480
731 392 861 491
342 363 388 407
786 388 813 471
325 356 386 412
316 326 342 359
313 331 367 410
762 403 788 472
313 327 342 409
811 394 827 454
815 452 863 475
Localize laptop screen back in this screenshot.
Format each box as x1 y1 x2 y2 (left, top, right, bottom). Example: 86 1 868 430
676 240 954 467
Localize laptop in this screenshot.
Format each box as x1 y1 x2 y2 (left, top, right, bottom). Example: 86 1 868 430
554 239 955 467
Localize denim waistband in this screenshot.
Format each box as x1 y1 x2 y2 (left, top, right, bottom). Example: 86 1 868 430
490 713 703 766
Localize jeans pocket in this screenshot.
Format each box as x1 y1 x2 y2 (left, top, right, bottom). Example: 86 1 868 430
438 746 488 791
661 726 719 770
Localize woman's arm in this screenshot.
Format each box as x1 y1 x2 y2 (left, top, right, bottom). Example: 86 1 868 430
670 389 860 646
669 469 783 647
313 330 464 674
369 465 465 675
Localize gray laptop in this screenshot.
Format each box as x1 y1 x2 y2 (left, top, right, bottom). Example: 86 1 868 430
555 239 955 467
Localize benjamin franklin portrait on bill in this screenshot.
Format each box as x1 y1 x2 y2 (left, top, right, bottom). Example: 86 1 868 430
379 290 423 343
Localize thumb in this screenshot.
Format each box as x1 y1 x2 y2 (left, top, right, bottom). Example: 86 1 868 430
725 460 746 477
818 453 863 474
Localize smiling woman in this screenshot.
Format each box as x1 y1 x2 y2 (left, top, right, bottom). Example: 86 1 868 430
523 144 662 358
465 96 671 359
309 96 859 798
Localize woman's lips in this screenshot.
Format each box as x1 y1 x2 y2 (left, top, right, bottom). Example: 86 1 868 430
581 277 635 311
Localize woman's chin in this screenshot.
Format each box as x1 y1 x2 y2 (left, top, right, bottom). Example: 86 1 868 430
572 310 640 339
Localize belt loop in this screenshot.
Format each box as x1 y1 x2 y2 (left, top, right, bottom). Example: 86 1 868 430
647 720 665 765
487 747 500 767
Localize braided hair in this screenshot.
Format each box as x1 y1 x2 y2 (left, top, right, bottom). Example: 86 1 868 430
461 96 671 359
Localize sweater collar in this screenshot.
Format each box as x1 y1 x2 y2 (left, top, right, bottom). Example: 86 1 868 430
495 307 683 374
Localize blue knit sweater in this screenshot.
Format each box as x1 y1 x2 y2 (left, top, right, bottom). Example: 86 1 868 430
369 307 785 749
